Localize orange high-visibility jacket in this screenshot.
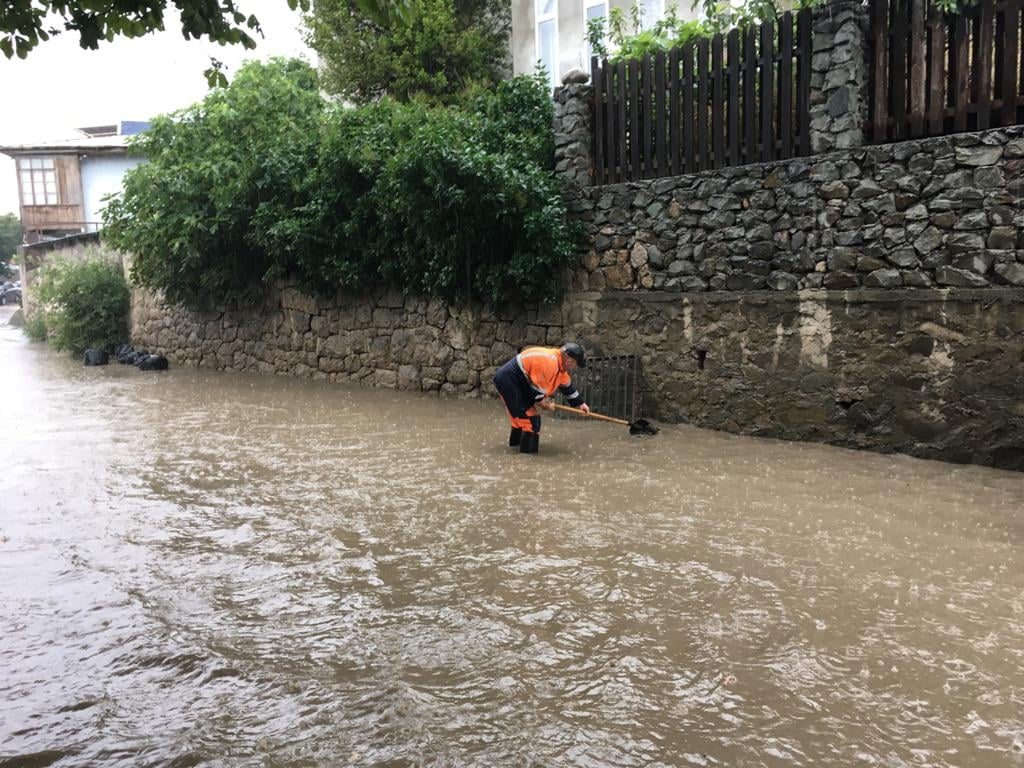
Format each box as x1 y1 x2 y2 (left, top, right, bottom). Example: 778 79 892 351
515 346 584 406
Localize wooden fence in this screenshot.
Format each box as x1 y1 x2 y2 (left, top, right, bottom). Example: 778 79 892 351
591 9 812 184
870 0 1024 141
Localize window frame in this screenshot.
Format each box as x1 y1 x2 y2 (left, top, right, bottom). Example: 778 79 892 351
17 157 58 207
535 0 559 90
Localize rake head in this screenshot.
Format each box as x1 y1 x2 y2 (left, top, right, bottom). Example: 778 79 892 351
629 419 659 436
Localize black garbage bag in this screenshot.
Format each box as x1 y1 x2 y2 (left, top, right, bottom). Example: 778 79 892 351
83 349 109 366
115 343 136 363
137 354 168 371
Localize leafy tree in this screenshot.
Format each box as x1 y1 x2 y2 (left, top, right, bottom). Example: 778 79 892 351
103 58 325 307
305 0 510 105
0 213 20 277
103 63 578 307
0 0 422 60
257 74 577 304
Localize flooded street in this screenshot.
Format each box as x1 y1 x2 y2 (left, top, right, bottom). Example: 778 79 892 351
2 315 1023 768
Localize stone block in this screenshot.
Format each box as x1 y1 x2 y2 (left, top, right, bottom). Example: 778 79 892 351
987 227 1016 250
819 180 850 200
823 271 860 289
767 271 800 290
856 255 888 272
935 265 990 287
952 210 990 230
863 268 903 288
994 262 1024 285
726 273 768 290
672 275 710 292
946 232 986 254
901 271 933 287
954 145 1002 165
887 248 920 268
603 264 633 290
913 226 944 254
667 259 697 276
630 243 649 268
953 251 995 274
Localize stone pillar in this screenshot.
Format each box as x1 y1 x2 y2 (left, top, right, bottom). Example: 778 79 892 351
809 0 871 153
552 74 594 193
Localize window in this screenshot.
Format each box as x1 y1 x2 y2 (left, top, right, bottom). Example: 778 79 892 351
638 0 664 29
536 0 558 90
18 158 58 206
584 0 608 71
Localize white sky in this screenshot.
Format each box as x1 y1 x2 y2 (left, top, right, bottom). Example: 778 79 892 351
0 1 314 217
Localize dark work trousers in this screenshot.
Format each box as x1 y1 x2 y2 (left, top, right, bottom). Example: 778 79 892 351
493 359 542 433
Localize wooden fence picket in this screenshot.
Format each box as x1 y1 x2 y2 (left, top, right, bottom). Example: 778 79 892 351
589 11 812 181
868 0 1024 142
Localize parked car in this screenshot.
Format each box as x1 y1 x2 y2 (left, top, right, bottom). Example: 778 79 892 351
0 283 21 306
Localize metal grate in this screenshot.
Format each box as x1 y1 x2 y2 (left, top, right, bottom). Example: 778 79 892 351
564 354 642 422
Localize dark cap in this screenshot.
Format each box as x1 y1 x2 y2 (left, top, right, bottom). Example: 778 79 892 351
561 342 586 368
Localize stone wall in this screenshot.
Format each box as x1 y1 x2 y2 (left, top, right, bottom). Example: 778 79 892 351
594 288 1024 471
569 125 1024 295
131 285 568 396
130 282 1024 471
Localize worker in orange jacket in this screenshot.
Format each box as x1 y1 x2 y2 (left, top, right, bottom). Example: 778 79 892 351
492 342 590 454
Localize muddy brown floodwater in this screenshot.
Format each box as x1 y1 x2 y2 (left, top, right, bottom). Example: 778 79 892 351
1 317 1023 768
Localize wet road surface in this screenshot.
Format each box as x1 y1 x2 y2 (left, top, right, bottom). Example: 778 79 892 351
2 317 1023 767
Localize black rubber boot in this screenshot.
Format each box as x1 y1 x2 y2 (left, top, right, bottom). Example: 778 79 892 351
519 432 539 454
509 427 523 447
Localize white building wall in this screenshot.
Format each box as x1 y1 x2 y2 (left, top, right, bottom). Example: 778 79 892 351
80 155 144 228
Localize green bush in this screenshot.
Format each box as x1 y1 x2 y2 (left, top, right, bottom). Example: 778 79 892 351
104 62 579 308
33 254 130 354
258 73 578 304
103 58 325 308
23 312 47 342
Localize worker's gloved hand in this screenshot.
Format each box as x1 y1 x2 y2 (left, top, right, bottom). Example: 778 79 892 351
539 398 555 411
579 403 590 414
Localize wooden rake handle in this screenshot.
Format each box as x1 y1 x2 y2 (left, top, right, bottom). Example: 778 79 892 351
553 403 630 427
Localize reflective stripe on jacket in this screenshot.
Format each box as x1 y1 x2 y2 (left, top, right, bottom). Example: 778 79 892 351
515 346 584 407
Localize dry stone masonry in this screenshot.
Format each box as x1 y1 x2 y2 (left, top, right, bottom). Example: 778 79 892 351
569 128 1024 294
131 285 570 397
809 0 871 153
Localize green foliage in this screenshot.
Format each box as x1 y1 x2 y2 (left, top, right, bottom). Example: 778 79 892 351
33 253 129 354
305 0 510 105
255 72 579 304
104 58 325 308
103 64 578 308
0 0 312 60
589 4 710 61
23 312 47 342
352 0 420 26
0 213 20 276
588 0 820 62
